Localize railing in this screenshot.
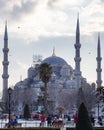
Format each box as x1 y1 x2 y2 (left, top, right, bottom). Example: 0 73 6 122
0 119 75 128
0 119 42 128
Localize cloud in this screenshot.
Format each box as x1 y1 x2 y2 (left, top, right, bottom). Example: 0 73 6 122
9 0 38 21
16 60 28 70
0 0 104 42
48 0 80 8
100 0 104 3
47 0 60 7
0 0 38 21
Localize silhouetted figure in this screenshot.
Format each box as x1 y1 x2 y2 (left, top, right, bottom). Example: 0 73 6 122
98 116 103 126
47 115 52 126
90 115 95 126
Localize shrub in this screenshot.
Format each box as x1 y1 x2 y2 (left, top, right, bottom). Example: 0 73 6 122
76 102 93 130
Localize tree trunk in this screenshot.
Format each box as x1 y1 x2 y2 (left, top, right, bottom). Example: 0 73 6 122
44 82 48 118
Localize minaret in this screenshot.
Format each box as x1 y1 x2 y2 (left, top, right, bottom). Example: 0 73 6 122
2 21 9 104
74 14 82 88
96 33 102 88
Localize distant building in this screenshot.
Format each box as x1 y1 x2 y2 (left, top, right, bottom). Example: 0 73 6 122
2 16 102 115
10 16 87 115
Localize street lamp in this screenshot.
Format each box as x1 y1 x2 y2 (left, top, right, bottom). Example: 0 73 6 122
97 100 99 118
8 87 13 124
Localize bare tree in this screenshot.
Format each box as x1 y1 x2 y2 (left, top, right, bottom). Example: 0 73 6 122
11 87 38 114
84 85 96 112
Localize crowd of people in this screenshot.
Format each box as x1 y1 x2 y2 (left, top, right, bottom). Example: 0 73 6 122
90 115 104 126
39 112 78 127
1 111 104 127
9 112 104 127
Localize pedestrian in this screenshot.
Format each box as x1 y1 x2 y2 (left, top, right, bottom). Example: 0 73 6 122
40 112 46 127
67 115 71 121
47 115 52 126
98 116 103 126
90 115 95 126
10 115 18 125
73 113 78 124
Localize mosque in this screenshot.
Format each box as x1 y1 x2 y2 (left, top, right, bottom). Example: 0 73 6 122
1 17 102 115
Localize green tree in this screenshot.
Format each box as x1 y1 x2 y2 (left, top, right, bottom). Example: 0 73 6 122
38 63 52 117
23 104 31 120
76 102 93 130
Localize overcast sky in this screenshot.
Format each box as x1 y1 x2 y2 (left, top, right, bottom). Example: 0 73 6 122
0 0 104 93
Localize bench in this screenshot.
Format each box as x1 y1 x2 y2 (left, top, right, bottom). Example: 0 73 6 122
5 123 22 128
52 121 64 127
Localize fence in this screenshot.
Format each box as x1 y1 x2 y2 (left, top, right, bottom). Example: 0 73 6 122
0 119 42 128
0 119 75 128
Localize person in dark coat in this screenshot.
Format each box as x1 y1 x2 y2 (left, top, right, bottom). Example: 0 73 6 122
90 115 95 126
47 115 52 126
98 116 103 126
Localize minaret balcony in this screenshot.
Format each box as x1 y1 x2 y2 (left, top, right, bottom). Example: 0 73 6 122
96 57 102 61
3 48 9 52
2 74 9 78
96 68 102 72
96 80 102 85
74 57 81 62
74 43 81 48
2 61 9 65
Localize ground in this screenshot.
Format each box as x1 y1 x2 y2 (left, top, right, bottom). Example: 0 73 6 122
0 118 103 129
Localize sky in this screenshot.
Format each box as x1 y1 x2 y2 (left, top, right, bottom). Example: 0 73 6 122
0 0 104 93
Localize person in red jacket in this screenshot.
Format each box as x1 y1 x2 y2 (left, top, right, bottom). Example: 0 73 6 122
40 112 46 127
73 113 78 124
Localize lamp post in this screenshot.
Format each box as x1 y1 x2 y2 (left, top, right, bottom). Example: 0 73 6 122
31 103 32 114
97 100 99 118
8 87 12 123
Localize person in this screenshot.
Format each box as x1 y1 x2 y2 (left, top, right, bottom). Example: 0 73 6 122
47 115 52 126
98 116 103 126
73 113 78 124
67 115 71 121
40 112 46 127
10 115 18 125
90 115 95 126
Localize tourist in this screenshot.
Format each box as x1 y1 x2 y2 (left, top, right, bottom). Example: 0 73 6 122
10 115 18 125
40 112 46 127
98 116 103 126
90 115 95 126
73 113 78 124
47 114 52 126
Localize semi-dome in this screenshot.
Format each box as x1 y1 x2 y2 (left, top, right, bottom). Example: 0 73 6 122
42 55 68 66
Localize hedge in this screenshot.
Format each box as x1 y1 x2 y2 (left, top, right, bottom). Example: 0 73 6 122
0 127 60 130
66 127 104 130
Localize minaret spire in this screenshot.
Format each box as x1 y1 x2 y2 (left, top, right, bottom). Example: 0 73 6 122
2 21 9 103
76 12 80 43
52 47 56 56
4 20 8 40
96 33 102 88
74 14 81 88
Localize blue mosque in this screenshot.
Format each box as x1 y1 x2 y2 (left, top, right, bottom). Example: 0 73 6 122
1 17 103 115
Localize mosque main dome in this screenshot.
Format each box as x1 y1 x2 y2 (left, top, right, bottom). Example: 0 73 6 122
42 55 68 66
41 49 72 77
42 48 68 66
